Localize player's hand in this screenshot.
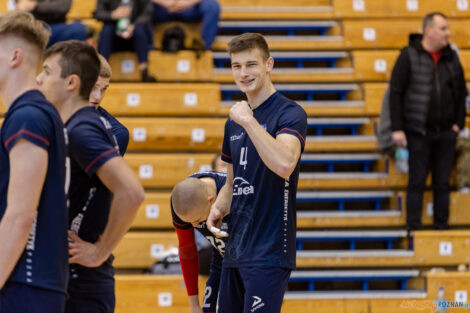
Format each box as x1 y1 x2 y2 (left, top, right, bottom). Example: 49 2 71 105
452 124 460 134
207 205 227 238
392 131 407 148
188 295 204 313
189 305 204 313
229 101 254 127
68 231 107 268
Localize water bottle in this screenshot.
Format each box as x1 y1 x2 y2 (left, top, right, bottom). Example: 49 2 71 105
116 0 131 32
435 286 447 312
395 148 409 173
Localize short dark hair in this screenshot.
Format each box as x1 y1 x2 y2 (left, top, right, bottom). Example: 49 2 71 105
422 12 448 30
45 40 100 101
227 33 270 60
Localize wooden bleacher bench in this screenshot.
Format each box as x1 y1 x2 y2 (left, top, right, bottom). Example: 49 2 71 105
125 153 215 189
114 231 178 269
109 51 213 82
132 192 172 229
334 0 470 18
344 19 470 49
68 0 96 20
115 275 207 313
120 117 225 152
132 191 470 229
118 116 378 152
101 82 382 118
103 83 222 117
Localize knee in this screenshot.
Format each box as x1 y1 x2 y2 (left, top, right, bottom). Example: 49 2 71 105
68 23 87 39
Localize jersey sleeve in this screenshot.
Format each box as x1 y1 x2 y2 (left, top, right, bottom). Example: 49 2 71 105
221 119 232 164
68 122 120 177
276 104 307 152
175 227 199 296
3 106 53 152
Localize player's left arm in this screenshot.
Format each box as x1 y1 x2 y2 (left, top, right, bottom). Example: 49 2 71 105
230 101 305 178
69 157 145 267
0 140 48 289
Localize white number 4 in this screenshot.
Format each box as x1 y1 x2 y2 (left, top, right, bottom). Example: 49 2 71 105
240 147 248 170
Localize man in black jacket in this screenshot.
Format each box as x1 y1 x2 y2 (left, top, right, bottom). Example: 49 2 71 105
94 0 156 82
390 12 467 231
15 0 87 46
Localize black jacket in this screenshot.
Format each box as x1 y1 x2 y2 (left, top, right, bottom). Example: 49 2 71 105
32 0 72 24
389 35 467 135
93 0 152 25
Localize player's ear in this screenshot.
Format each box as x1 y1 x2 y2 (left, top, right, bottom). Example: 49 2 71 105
266 56 274 73
208 195 215 204
66 74 80 92
10 48 24 68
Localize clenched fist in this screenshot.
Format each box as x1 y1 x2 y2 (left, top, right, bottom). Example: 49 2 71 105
229 101 253 127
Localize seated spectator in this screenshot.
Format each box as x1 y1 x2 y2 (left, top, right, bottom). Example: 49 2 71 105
152 0 220 50
15 0 88 47
94 0 156 82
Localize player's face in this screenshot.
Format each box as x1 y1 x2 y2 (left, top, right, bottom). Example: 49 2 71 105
90 76 110 108
230 48 273 96
36 54 68 106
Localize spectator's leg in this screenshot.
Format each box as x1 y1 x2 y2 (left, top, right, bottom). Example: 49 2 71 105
178 0 220 49
431 130 457 230
133 23 156 82
48 23 87 47
152 3 177 23
197 0 221 49
406 133 431 231
97 23 117 60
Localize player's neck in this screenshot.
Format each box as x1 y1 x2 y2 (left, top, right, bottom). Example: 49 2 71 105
59 97 89 123
0 71 38 110
246 81 276 110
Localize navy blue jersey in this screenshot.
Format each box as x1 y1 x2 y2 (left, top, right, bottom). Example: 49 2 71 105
0 90 68 293
97 106 129 155
171 171 229 258
221 92 307 269
66 106 121 290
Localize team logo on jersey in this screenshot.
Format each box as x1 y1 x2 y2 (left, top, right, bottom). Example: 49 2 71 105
251 296 265 312
233 177 254 196
230 131 244 141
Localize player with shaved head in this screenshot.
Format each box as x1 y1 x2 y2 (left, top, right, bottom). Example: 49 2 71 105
171 171 228 313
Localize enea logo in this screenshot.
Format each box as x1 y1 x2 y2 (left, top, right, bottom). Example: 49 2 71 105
233 177 254 196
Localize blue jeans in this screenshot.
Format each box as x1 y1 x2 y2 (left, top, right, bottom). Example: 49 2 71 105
48 22 87 47
153 0 220 49
98 22 153 63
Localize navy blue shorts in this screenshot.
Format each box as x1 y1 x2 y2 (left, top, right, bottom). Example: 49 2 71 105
217 267 291 313
0 282 65 313
65 290 115 313
202 267 221 313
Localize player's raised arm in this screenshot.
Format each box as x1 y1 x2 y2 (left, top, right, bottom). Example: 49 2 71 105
229 101 303 178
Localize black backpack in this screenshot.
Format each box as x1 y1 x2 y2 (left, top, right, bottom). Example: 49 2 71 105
162 26 186 52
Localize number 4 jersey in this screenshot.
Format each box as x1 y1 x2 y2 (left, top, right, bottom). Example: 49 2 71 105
221 91 307 269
